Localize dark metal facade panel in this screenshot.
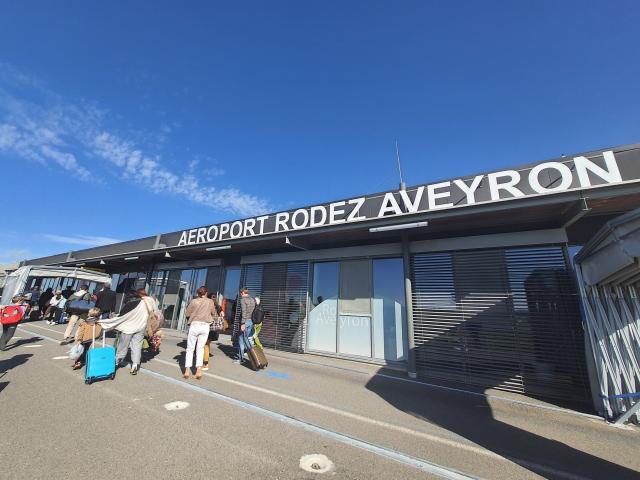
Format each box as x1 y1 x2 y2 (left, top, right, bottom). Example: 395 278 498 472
71 236 158 261
411 246 591 403
160 145 640 250
25 253 69 265
236 261 309 353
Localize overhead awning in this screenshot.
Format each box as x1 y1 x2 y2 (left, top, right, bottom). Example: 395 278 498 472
574 207 640 285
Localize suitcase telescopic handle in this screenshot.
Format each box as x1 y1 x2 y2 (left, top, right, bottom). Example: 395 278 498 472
91 322 106 349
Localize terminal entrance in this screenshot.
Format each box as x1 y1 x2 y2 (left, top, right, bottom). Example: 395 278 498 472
147 265 240 332
307 258 408 363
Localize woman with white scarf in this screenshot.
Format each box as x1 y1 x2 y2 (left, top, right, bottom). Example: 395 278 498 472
99 288 159 375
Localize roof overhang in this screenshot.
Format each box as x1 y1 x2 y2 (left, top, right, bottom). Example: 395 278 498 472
25 142 640 270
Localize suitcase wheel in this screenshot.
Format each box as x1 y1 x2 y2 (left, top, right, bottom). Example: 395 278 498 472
110 373 116 380
85 378 92 385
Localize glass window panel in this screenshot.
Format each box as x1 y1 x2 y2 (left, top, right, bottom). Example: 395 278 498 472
222 267 241 322
163 270 183 329
372 258 406 361
339 260 371 315
338 315 372 357
193 268 207 293
205 267 222 298
307 262 338 353
223 268 241 299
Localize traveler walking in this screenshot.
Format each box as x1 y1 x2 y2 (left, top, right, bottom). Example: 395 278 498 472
235 287 256 364
70 307 102 370
38 288 54 319
61 284 91 345
183 286 217 379
99 289 159 375
95 282 117 319
0 296 29 350
120 289 141 314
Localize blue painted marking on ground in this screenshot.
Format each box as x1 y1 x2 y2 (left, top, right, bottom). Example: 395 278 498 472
256 370 290 380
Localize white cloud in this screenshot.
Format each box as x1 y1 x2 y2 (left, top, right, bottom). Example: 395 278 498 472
42 234 122 247
40 145 91 180
0 64 270 217
91 131 267 216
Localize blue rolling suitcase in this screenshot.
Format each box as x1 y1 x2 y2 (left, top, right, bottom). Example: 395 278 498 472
85 326 116 384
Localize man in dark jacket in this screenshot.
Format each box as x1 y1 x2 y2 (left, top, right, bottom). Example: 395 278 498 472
38 288 54 318
61 285 75 299
95 282 117 319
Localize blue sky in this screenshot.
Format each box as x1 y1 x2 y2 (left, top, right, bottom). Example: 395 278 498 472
1 1 639 263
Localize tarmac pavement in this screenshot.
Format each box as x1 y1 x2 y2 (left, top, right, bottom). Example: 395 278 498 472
1 320 638 480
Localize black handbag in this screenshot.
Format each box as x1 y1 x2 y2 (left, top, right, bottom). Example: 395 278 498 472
66 295 96 315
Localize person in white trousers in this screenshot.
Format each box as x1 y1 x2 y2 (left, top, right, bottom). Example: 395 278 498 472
183 286 216 380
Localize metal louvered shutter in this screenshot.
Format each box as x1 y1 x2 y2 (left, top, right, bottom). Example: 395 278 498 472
411 246 590 404
239 261 308 353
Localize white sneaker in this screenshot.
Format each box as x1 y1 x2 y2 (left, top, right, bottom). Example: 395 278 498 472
202 365 209 371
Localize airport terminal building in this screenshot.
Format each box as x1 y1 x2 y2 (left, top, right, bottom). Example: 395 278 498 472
25 142 640 408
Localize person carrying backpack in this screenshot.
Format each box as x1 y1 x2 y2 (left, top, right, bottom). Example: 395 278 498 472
1 296 29 350
60 284 92 345
235 287 255 365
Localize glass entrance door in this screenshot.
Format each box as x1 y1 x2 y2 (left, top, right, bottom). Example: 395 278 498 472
221 267 241 322
307 258 407 362
149 268 208 331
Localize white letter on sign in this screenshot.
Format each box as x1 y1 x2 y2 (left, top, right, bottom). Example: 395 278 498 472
399 187 424 213
206 225 218 242
488 170 524 200
347 197 366 221
529 162 573 193
230 221 243 238
256 216 269 234
275 212 290 232
427 182 453 210
453 175 483 205
291 209 310 230
310 206 327 227
178 231 188 246
378 193 403 216
243 218 256 237
329 201 346 224
574 151 622 187
196 227 207 244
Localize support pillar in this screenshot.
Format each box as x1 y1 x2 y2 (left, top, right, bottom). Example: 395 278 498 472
402 233 417 378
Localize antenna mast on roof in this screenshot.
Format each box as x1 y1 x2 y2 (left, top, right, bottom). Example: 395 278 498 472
395 140 406 191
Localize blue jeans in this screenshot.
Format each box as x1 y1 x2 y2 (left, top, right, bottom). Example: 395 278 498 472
237 321 254 361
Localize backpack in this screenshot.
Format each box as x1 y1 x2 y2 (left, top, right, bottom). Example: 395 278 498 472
251 302 265 325
1 305 24 325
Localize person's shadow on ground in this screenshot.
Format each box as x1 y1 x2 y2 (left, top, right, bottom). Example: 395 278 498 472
0 353 33 395
3 337 43 350
0 353 33 374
